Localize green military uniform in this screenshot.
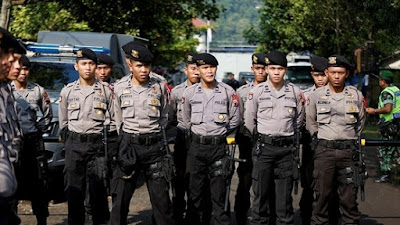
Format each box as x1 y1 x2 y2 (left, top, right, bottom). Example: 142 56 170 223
377 85 400 173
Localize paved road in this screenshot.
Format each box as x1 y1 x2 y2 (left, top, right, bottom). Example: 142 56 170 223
18 146 400 225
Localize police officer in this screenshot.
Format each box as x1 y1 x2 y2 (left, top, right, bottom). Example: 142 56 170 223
366 70 400 183
306 55 366 225
96 53 117 84
0 28 25 225
110 43 175 225
59 48 112 225
234 53 268 225
10 55 52 225
170 53 203 224
299 56 329 225
244 50 304 225
182 53 240 225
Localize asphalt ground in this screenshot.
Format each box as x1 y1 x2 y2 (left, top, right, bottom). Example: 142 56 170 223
18 145 400 225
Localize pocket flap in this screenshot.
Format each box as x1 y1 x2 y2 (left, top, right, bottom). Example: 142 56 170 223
148 98 161 106
121 99 134 108
317 105 331 113
345 105 359 113
93 101 107 109
259 101 273 109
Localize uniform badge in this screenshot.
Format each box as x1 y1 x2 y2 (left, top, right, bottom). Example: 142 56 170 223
248 92 253 100
151 99 158 105
349 106 356 112
77 50 83 57
349 114 355 120
320 107 326 112
328 57 336 64
288 108 293 114
232 93 239 107
320 95 328 100
265 57 270 64
152 86 158 94
131 50 139 58
96 103 104 108
96 109 103 115
123 89 131 94
181 97 185 104
197 59 205 65
123 100 130 106
218 114 225 120
98 90 103 96
187 55 193 62
70 103 77 109
152 106 157 111
348 93 354 99
252 55 258 64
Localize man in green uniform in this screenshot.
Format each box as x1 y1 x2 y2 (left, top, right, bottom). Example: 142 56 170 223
366 70 400 183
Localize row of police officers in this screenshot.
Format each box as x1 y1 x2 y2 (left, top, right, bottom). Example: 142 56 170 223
1 28 368 225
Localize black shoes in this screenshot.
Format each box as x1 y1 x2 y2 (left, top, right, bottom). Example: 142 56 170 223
374 174 390 183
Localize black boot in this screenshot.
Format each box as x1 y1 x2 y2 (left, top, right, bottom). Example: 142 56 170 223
374 171 390 183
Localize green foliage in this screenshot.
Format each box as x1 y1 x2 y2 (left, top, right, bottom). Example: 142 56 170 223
213 0 261 44
10 2 91 40
53 0 223 66
245 0 400 61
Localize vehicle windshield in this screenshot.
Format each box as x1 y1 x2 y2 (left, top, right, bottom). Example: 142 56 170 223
285 66 313 83
29 62 79 91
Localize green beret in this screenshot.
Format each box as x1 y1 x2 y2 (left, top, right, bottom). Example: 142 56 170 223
97 53 115 66
76 48 97 63
195 53 218 66
252 53 267 66
380 70 393 83
265 51 287 67
327 55 352 70
311 56 328 72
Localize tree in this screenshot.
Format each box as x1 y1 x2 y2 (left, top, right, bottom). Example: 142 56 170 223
53 0 223 66
245 0 400 61
11 2 91 40
0 0 12 28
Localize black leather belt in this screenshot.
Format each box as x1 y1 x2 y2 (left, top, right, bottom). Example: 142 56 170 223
68 131 102 142
318 139 356 150
191 133 226 145
128 133 162 145
259 134 294 146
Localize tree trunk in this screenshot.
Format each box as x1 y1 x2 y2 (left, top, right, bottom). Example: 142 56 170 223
0 0 12 29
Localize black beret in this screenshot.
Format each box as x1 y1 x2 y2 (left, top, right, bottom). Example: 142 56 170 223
97 53 115 66
327 55 352 70
0 28 26 54
122 41 147 55
122 42 154 63
311 56 328 72
195 53 218 66
76 48 97 63
186 53 196 64
20 55 31 68
252 53 267 66
265 51 287 67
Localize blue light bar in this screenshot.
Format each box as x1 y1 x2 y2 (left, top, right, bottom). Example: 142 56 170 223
27 43 111 54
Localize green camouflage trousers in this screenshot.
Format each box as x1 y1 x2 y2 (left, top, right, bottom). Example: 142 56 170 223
378 135 400 172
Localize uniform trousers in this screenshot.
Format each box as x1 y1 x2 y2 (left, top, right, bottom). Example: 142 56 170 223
311 144 360 225
14 134 49 223
250 142 294 225
64 134 110 225
109 132 175 225
186 141 231 225
234 132 253 225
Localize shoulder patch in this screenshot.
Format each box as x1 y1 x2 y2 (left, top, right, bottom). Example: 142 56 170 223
232 93 239 107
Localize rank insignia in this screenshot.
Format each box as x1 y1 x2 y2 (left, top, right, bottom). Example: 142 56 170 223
151 99 158 105
77 50 83 57
131 50 139 58
123 89 131 94
218 114 225 120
